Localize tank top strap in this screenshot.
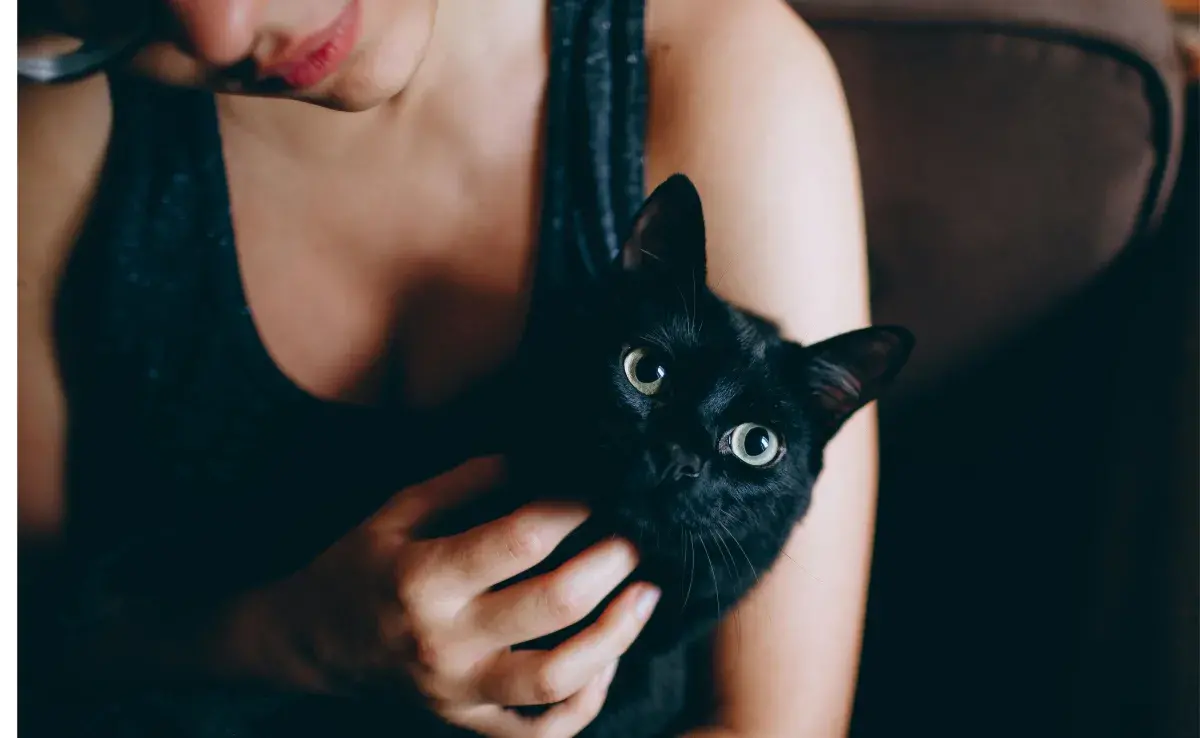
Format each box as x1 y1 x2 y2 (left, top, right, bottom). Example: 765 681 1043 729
534 0 648 313
56 74 230 402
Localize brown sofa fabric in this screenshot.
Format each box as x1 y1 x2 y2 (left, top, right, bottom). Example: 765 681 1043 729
796 0 1184 226
789 0 1184 396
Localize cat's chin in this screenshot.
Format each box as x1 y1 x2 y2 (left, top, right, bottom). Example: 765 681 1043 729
598 505 685 544
593 508 731 568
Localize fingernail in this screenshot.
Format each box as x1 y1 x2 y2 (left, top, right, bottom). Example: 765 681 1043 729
635 586 661 621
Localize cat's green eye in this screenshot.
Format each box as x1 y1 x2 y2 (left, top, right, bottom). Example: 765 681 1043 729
623 347 667 396
724 423 782 467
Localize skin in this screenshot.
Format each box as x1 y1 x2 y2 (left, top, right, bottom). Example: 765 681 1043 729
18 0 877 736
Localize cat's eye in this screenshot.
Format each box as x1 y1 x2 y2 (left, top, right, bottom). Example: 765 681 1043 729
623 346 667 396
725 423 782 467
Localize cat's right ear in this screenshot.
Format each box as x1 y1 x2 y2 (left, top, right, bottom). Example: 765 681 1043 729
792 326 915 440
619 173 707 284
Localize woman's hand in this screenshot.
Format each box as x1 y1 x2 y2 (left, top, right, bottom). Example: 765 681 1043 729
255 456 661 738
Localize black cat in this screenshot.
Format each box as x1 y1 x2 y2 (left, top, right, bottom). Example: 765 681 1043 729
418 173 915 737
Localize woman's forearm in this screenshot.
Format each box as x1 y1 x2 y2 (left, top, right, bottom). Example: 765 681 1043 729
19 545 303 692
71 589 284 686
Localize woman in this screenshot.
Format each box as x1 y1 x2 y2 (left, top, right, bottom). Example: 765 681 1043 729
18 1 877 736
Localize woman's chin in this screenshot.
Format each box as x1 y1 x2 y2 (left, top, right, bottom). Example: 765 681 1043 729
291 61 408 112
300 87 395 113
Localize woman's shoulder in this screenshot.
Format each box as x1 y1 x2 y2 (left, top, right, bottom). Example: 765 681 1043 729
645 0 833 79
642 0 871 341
18 74 113 306
642 0 850 194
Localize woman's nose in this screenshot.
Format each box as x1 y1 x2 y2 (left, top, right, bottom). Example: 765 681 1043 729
166 0 264 66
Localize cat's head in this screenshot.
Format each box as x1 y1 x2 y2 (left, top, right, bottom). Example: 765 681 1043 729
547 174 913 589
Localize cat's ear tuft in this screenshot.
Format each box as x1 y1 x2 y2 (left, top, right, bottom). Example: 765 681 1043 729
796 326 915 439
620 173 707 283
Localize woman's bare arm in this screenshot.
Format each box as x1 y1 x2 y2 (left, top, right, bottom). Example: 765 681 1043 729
18 77 113 542
646 1 877 734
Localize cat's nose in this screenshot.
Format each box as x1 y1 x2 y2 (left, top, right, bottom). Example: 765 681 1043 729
665 443 703 480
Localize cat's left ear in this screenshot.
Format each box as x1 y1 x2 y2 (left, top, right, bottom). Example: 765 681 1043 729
792 326 915 439
619 173 707 284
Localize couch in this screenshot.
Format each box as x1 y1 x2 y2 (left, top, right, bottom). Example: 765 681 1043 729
784 1 1191 736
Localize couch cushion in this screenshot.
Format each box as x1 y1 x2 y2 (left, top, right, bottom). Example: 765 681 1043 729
789 0 1184 396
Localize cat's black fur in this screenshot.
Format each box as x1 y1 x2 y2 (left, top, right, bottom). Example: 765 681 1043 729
41 175 912 738
415 173 915 737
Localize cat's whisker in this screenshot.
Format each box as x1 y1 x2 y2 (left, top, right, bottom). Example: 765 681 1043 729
682 532 696 612
715 530 744 657
637 329 661 348
733 609 744 658
678 527 689 597
673 284 694 341
679 527 687 574
709 268 730 299
718 518 759 586
638 247 663 264
689 269 699 339
711 523 736 580
777 549 824 584
698 535 720 624
711 526 745 653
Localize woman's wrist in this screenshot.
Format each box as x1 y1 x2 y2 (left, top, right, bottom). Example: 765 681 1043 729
207 583 330 693
49 582 323 694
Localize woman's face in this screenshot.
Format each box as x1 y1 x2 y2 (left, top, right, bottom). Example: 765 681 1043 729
22 0 438 111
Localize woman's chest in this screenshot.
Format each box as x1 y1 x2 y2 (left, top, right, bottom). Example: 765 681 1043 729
219 123 545 411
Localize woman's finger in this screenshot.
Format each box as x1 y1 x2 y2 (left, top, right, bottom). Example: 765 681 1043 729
519 659 618 738
419 502 590 597
468 537 639 646
448 661 618 738
475 582 659 707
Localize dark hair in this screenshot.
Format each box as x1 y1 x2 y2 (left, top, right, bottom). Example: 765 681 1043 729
19 0 151 42
18 1 153 84
18 1 63 40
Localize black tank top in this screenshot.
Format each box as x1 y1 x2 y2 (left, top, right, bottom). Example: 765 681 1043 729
39 1 648 734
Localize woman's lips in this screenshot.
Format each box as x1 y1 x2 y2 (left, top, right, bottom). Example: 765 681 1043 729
258 0 362 90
